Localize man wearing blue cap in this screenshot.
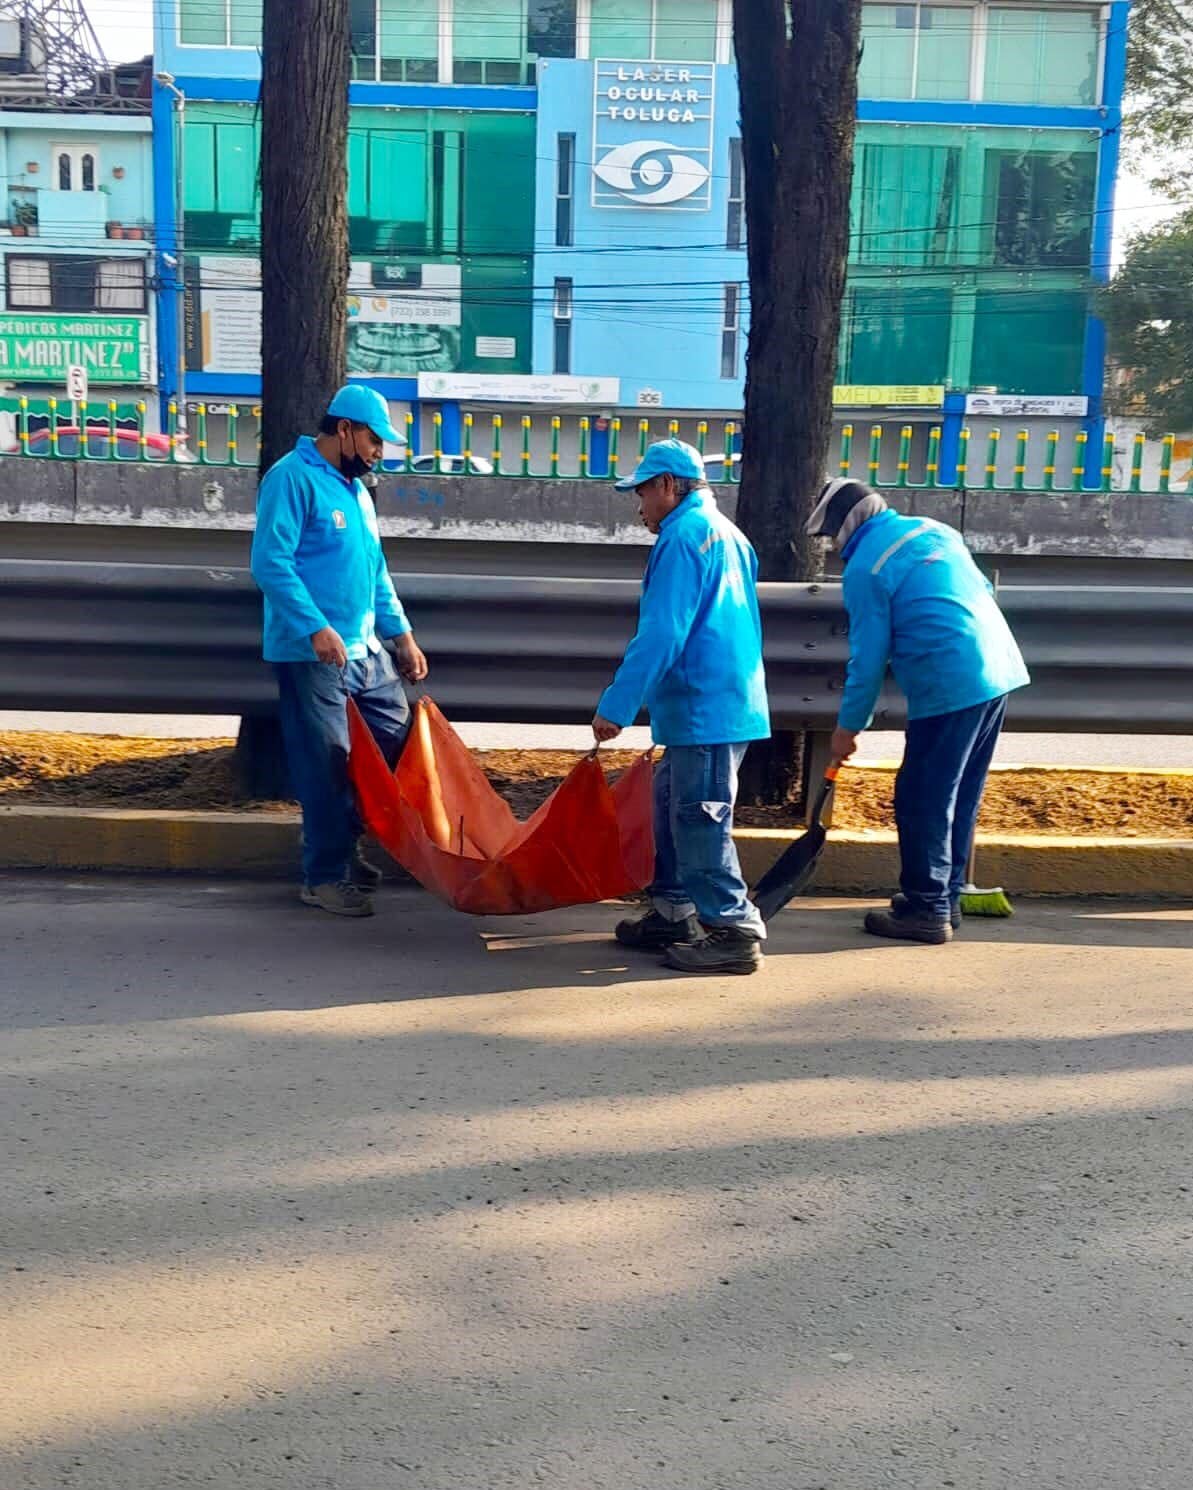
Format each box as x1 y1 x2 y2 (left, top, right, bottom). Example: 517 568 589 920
251 384 428 917
592 438 770 974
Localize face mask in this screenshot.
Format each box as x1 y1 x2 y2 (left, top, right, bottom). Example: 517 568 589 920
339 428 376 481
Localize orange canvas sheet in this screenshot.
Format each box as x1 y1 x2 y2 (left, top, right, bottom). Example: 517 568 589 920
347 696 655 915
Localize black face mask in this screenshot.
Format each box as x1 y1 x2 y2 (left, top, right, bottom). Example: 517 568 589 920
339 429 376 482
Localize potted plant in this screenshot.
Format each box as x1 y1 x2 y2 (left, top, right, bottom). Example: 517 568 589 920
107 221 124 240
126 225 144 240
12 200 37 237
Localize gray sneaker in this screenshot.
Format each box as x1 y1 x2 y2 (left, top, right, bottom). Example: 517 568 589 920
664 927 764 976
350 845 384 890
300 882 375 918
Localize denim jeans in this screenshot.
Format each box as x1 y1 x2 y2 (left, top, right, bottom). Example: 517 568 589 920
894 694 1008 921
275 650 410 888
649 742 765 940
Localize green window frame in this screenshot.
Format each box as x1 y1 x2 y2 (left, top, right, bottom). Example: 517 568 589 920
850 140 962 266
984 7 1100 106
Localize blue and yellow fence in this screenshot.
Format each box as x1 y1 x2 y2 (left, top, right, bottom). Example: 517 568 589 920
0 398 1186 494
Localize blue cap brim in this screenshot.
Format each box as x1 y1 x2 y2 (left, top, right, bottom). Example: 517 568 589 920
614 466 646 491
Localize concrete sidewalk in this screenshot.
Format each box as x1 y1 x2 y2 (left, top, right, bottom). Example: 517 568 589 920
1 878 1191 1490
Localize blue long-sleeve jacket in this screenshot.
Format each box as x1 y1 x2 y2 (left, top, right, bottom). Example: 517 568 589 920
838 509 1030 731
598 490 770 746
250 436 410 663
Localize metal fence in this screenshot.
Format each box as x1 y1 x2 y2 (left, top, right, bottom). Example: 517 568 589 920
2 560 1190 735
0 395 1188 495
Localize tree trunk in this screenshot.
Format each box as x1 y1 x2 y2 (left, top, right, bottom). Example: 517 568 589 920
258 0 350 476
238 0 351 798
731 0 863 806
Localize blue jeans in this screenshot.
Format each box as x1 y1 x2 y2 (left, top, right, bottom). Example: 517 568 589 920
275 651 410 888
894 694 1008 921
649 743 765 940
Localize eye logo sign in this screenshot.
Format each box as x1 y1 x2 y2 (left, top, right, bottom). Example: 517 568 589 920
592 140 712 207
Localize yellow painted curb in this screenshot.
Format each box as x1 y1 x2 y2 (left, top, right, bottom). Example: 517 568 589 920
736 828 1193 899
1 806 1191 899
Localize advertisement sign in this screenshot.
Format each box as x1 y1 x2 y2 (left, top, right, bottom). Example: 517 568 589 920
592 60 715 211
964 394 1089 417
186 257 514 377
417 372 621 405
0 314 150 383
833 385 945 408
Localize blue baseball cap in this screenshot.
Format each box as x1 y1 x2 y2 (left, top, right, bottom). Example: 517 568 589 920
614 437 706 491
327 384 403 445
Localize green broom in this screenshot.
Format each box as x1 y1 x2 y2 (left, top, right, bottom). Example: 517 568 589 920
958 840 1013 918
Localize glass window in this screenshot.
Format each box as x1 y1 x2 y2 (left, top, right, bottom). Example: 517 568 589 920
727 138 744 250
971 288 1086 391
350 0 377 79
915 6 971 99
529 0 578 58
851 141 961 266
983 148 1096 266
553 277 573 374
57 152 72 191
183 121 217 213
842 285 952 384
96 259 147 311
455 0 526 75
859 4 972 101
229 0 262 46
180 0 226 46
215 122 258 215
656 0 716 61
721 283 740 379
7 257 52 308
984 7 1099 106
590 0 653 59
556 133 575 247
380 0 439 82
82 154 95 191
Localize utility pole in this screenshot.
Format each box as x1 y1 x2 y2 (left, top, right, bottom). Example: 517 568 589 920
731 0 863 804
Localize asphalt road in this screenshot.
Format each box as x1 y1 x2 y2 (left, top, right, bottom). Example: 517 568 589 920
2 877 1192 1490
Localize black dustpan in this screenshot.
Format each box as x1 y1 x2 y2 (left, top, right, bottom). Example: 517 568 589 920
752 765 840 922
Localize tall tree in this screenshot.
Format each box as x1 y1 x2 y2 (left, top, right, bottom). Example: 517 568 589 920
1100 209 1193 434
258 0 351 476
1124 0 1193 199
239 0 351 797
731 0 864 801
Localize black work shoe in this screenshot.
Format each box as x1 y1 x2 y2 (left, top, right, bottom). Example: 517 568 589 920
350 845 383 890
892 892 960 930
615 909 702 951
865 908 952 944
663 927 764 976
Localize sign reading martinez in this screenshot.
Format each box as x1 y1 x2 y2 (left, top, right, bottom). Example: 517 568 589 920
592 60 715 211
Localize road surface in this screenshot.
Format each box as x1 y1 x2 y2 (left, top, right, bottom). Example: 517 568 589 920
3 710 1193 769
2 877 1192 1490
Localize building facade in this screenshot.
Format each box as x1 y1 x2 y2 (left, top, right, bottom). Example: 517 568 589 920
152 0 1127 479
0 102 154 451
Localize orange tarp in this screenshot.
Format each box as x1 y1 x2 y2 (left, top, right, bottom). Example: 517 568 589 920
347 696 655 915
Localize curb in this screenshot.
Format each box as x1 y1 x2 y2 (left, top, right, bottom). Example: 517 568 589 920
2 805 1191 898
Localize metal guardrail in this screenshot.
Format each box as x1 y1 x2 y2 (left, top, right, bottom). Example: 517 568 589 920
1 395 1188 495
1 560 1191 734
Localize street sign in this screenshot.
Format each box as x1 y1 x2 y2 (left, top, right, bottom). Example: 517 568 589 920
66 364 88 403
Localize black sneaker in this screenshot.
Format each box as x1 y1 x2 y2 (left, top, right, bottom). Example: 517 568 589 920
663 927 764 976
865 908 952 944
615 909 702 951
350 845 383 890
892 892 960 930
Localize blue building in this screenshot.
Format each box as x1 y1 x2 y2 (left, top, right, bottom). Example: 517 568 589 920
0 65 155 451
152 0 1127 478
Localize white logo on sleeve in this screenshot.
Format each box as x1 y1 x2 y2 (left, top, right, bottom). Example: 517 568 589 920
332 509 347 529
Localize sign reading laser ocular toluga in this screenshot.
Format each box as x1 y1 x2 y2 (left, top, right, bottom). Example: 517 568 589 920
592 60 716 211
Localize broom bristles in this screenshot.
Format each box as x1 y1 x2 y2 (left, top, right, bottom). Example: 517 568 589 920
959 884 1014 917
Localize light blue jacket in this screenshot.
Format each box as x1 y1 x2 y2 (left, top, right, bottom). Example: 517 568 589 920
250 436 410 663
598 489 770 746
838 509 1030 731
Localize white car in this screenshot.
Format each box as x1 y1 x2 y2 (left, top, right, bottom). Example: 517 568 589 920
702 451 742 476
404 453 495 476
